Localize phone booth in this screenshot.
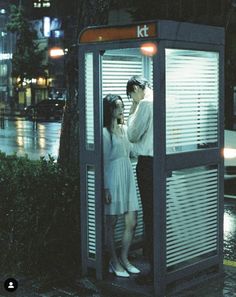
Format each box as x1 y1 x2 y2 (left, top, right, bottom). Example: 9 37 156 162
78 20 224 296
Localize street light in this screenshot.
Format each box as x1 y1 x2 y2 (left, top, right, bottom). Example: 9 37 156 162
48 47 66 100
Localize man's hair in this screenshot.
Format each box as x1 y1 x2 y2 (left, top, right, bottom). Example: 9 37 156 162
126 75 151 97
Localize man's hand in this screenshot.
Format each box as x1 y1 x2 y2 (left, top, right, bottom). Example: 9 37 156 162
104 188 112 204
129 101 138 115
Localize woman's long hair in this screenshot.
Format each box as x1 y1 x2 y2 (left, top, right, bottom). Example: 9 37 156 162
103 94 124 132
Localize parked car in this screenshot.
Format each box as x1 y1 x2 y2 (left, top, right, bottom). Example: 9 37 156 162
24 99 65 121
224 129 236 198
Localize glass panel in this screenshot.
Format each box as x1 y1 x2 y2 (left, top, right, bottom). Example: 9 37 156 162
166 165 218 270
85 53 94 150
166 49 219 153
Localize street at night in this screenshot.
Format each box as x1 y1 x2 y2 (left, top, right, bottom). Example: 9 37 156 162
1 0 236 296
0 117 61 160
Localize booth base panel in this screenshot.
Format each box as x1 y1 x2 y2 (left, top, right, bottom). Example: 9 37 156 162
96 256 223 297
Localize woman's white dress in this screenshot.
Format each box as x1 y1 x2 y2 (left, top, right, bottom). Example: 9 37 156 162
103 126 139 215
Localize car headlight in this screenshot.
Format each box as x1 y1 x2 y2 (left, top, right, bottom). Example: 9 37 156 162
223 148 236 159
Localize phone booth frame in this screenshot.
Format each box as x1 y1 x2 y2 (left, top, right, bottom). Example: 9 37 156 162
78 20 225 296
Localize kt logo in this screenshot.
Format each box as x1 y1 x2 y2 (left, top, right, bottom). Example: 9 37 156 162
137 25 149 37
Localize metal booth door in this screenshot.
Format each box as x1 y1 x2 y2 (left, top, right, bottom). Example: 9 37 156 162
79 48 103 279
153 42 224 296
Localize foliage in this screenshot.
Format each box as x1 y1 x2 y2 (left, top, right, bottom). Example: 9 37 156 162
0 152 80 281
128 0 161 21
6 5 46 87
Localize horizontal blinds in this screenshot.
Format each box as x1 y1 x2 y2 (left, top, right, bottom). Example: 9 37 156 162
166 166 218 267
165 49 219 153
85 53 94 150
87 166 96 259
102 49 143 119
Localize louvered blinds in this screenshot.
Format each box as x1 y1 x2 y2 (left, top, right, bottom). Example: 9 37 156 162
102 48 143 119
165 49 219 153
87 165 96 259
166 166 218 268
85 53 94 150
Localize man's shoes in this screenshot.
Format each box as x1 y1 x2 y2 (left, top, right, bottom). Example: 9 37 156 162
135 273 153 285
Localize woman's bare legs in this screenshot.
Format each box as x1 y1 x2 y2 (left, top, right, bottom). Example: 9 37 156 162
120 211 137 264
106 215 125 271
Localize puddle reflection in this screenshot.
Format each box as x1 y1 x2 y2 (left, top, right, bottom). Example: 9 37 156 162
0 118 61 160
224 203 236 261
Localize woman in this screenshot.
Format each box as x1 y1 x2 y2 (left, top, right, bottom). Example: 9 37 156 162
103 94 140 278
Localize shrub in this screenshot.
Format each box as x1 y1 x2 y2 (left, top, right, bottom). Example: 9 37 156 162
0 151 80 281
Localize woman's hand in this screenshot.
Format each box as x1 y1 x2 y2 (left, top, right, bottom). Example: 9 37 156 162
104 188 112 204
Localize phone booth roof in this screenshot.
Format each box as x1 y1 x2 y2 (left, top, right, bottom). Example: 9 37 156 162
79 20 224 45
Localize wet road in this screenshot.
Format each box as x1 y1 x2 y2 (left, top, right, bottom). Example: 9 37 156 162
0 117 61 160
224 200 236 262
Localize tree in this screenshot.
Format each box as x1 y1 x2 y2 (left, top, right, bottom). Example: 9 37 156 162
6 4 46 91
58 0 112 171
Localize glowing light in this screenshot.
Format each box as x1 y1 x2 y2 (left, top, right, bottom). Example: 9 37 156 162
0 53 12 60
140 42 158 56
49 48 64 57
223 148 236 159
224 211 236 235
37 77 45 85
39 137 46 149
43 16 51 37
17 136 24 147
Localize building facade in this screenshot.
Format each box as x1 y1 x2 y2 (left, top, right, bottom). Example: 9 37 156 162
0 3 15 111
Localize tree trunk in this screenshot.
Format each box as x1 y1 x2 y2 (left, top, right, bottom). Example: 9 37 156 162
58 0 111 172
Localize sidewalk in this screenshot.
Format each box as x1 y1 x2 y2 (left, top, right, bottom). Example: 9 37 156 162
1 264 236 297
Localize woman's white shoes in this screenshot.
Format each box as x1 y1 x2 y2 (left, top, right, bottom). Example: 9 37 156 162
109 261 130 277
119 258 141 274
123 262 140 274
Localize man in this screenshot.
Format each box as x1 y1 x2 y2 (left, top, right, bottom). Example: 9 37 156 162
126 76 153 284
